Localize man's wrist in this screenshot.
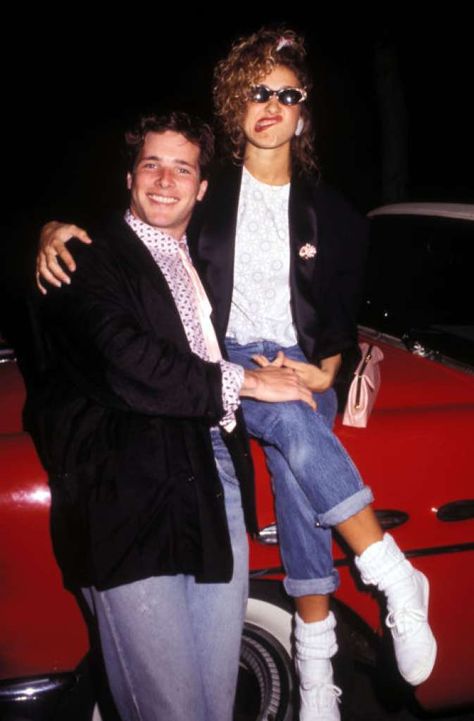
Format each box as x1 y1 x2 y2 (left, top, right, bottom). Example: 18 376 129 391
218 360 243 422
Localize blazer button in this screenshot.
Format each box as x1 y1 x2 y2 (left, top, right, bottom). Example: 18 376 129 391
187 475 195 483
215 490 223 498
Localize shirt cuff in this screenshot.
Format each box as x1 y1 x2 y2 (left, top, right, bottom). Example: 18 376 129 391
218 360 244 432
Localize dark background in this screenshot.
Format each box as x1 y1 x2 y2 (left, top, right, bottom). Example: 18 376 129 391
1 10 473 345
4 11 473 231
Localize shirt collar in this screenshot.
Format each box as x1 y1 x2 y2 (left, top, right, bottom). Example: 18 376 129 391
124 209 187 254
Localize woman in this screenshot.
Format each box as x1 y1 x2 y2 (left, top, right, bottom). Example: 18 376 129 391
37 28 436 720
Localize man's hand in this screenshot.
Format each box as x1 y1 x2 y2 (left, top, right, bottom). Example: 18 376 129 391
252 352 342 393
241 366 316 410
36 221 92 294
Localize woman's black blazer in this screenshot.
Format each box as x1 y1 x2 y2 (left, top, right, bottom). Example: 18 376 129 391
189 165 369 363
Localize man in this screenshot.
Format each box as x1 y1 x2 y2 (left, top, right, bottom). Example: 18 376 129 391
31 111 315 721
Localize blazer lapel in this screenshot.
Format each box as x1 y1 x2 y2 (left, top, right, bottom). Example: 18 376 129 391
189 165 242 340
289 175 321 360
100 214 186 334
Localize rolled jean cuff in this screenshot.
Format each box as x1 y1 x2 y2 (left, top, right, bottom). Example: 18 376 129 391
316 486 374 529
284 568 340 597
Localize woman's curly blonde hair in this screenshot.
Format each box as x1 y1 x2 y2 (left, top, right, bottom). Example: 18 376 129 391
213 27 317 175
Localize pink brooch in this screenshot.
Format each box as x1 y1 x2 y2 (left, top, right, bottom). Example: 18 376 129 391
298 243 317 260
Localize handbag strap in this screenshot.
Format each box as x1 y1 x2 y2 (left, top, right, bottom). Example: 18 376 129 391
355 345 374 409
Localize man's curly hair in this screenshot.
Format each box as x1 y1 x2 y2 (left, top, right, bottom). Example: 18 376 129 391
213 27 317 175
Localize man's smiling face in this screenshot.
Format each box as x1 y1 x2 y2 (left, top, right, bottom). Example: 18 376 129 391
127 130 208 239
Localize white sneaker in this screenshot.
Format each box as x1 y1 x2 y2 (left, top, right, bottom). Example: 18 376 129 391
355 534 437 686
385 569 437 686
297 664 342 721
294 611 342 720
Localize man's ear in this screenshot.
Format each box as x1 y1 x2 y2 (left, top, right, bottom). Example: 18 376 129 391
126 172 132 190
197 179 208 202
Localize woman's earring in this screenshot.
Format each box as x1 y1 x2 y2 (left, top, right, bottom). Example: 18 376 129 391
295 117 304 137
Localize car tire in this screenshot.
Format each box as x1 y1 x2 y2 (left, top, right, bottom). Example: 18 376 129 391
235 581 295 721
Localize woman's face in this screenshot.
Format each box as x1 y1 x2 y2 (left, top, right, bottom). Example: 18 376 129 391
241 65 304 154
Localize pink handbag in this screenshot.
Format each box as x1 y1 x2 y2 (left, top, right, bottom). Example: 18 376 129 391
342 342 384 428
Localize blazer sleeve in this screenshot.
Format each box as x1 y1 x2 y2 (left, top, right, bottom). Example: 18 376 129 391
41 238 226 422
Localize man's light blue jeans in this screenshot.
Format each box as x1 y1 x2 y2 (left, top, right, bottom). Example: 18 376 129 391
82 430 248 721
226 338 373 597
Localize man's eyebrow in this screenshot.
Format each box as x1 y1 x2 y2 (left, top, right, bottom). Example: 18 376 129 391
140 155 196 168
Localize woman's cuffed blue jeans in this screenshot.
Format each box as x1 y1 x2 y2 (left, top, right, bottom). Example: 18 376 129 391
226 338 373 598
82 431 248 721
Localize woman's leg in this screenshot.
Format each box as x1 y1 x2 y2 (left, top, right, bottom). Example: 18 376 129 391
226 339 373 537
264 397 436 690
296 594 330 622
262 445 342 719
227 339 436 690
266 389 437 689
260 441 342 716
263 380 437 689
336 506 383 553
226 339 356 720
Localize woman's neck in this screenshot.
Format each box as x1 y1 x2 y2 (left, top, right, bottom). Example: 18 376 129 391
243 145 292 185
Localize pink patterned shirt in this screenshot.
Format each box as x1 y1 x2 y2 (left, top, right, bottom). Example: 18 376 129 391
125 210 243 428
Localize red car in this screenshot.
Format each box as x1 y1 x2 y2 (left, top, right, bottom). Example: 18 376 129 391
1 203 473 720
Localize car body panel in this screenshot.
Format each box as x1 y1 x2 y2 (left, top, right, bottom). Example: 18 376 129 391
0 418 87 679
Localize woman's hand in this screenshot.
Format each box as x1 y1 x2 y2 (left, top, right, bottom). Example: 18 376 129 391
241 365 316 409
36 221 92 294
252 352 341 393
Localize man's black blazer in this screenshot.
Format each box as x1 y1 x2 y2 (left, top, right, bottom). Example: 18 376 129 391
189 165 369 363
30 214 256 591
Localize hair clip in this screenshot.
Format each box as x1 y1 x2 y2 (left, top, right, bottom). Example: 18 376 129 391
276 37 293 51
